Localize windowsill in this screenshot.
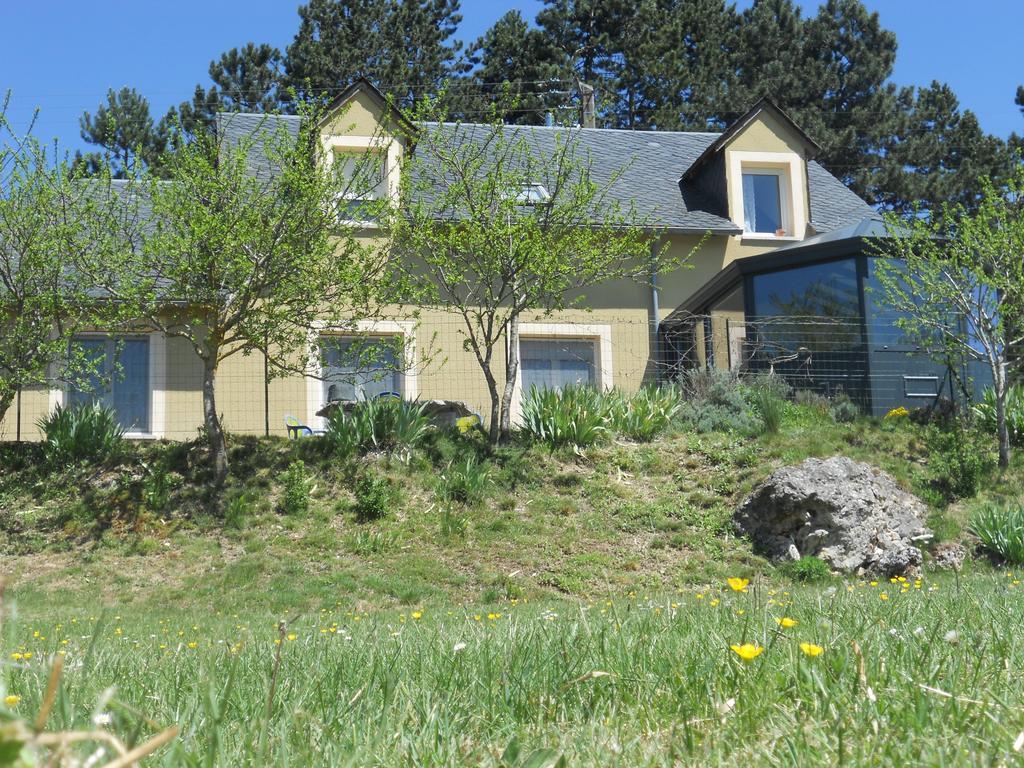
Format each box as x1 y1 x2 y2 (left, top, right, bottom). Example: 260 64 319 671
740 233 801 243
124 432 160 441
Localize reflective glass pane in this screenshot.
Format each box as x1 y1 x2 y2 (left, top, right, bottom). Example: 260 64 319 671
114 339 149 431
521 339 596 393
322 337 402 402
742 173 782 233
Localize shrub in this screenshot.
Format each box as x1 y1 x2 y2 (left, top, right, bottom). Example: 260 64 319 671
829 395 860 424
794 389 830 413
520 385 610 448
780 556 832 582
609 386 682 441
970 501 1024 564
928 426 994 501
142 465 172 512
352 468 395 522
973 385 1024 446
437 455 491 505
751 387 785 435
279 460 311 515
325 398 432 462
38 403 125 466
675 369 758 434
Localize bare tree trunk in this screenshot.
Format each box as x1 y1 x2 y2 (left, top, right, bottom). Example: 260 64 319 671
201 357 229 487
499 315 520 438
0 390 15 435
995 362 1011 469
484 368 501 445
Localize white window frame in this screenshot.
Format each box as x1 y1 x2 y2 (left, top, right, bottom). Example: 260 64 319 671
321 135 401 228
729 150 806 241
51 331 166 440
306 320 417 429
510 322 614 425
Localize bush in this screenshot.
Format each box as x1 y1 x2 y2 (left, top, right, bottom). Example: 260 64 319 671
352 468 395 522
279 460 311 515
608 386 682 441
973 385 1024 446
780 556 832 582
928 426 994 501
437 455 491 505
794 389 831 414
324 398 432 462
520 385 610 449
38 403 125 466
829 395 860 424
970 501 1024 564
675 369 758 434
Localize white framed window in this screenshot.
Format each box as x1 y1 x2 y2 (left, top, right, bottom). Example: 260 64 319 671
306 320 417 428
57 332 166 438
728 151 806 240
510 322 614 424
741 169 788 235
333 149 387 222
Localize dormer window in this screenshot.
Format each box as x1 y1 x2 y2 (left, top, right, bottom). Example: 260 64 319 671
742 170 788 235
515 183 550 205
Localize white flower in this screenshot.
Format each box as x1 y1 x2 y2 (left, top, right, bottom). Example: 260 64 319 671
913 626 926 638
944 630 959 645
453 642 467 653
92 712 112 726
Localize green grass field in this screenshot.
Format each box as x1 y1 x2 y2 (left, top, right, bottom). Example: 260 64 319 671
3 571 1024 766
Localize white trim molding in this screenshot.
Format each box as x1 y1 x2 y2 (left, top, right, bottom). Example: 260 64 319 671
728 150 807 241
510 322 614 425
306 319 418 429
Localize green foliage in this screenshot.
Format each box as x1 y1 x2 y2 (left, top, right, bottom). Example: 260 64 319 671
829 395 861 424
224 491 254 530
676 369 758 434
519 386 610 449
927 426 995 501
751 387 785 435
38 404 125 466
344 529 397 556
973 385 1024 447
969 502 1024 564
352 468 396 523
437 456 492 505
325 399 433 462
439 505 469 541
780 556 832 583
608 386 682 441
141 464 172 512
279 460 311 516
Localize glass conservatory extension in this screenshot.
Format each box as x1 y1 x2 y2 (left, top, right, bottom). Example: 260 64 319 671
659 219 988 417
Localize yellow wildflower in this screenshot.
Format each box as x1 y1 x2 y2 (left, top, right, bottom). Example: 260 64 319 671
287 633 297 641
4 695 20 707
187 642 198 649
776 617 797 628
730 643 764 661
411 611 423 620
800 643 825 657
727 578 749 593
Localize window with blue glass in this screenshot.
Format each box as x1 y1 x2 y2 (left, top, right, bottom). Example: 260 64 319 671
520 339 596 394
68 336 150 432
741 171 786 235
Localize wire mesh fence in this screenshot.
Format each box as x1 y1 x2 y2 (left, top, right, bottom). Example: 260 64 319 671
0 312 989 442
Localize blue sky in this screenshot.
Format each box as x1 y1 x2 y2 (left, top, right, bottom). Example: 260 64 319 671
1 0 1020 153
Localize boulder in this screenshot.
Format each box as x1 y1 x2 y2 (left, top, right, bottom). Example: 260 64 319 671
734 456 932 576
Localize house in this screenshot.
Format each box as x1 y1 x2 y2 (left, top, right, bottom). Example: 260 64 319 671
0 80 952 442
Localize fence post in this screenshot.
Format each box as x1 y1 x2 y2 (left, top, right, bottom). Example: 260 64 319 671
15 386 21 443
725 318 732 371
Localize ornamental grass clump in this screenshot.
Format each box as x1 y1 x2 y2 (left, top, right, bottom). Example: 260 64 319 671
973 385 1024 447
608 385 682 441
38 403 125 467
324 398 432 462
970 501 1024 565
519 385 611 449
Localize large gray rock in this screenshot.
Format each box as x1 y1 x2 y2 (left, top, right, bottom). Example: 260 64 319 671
735 456 932 576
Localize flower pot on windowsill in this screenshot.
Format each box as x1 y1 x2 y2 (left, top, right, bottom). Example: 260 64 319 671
775 228 787 237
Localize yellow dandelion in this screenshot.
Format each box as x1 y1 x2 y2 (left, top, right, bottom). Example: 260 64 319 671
727 577 749 593
709 598 720 607
730 643 764 661
187 642 198 649
4 695 20 707
880 593 889 601
9 653 21 661
800 642 825 657
287 633 297 642
776 617 797 628
22 653 31 661
411 611 423 620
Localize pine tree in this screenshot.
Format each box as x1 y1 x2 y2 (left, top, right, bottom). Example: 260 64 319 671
284 0 462 107
76 87 166 177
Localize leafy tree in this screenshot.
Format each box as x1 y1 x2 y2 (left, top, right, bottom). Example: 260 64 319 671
76 87 166 177
874 167 1024 468
83 109 389 485
285 0 463 106
0 101 122 429
389 99 691 442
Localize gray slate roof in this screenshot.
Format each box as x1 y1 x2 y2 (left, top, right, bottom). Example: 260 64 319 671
216 113 876 236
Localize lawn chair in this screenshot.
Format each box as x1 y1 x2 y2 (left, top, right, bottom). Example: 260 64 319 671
284 414 324 439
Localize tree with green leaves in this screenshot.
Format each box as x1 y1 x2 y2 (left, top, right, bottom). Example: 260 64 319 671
83 109 389 485
389 98 689 442
0 100 123 429
76 87 167 177
284 0 463 106
874 167 1024 468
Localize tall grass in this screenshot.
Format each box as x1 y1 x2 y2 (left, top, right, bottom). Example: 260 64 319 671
324 398 432 462
37 403 125 466
607 385 682 441
519 385 610 448
4 575 1023 766
973 385 1024 446
970 501 1024 564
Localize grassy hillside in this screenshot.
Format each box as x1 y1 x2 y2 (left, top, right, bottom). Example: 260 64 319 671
2 399 1019 613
